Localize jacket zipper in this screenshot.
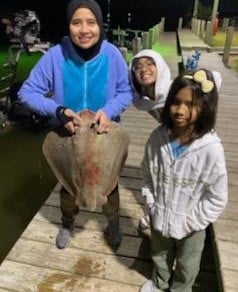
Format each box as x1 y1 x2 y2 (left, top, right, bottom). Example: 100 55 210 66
83 63 88 109
163 158 176 237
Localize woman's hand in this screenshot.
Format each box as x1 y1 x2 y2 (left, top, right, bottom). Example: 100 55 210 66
93 110 111 134
63 108 81 135
56 106 81 135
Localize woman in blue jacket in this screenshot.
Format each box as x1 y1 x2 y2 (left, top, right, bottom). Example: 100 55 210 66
18 0 133 249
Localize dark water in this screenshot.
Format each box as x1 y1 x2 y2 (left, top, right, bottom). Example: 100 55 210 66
0 126 56 263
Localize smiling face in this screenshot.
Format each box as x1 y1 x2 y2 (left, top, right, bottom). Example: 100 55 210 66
170 86 201 134
69 7 100 49
133 57 157 87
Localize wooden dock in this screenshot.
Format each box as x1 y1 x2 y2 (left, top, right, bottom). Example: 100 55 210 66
199 53 238 292
0 30 237 291
178 29 238 292
0 106 219 292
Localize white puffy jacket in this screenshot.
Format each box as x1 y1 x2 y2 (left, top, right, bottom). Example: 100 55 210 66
142 126 228 239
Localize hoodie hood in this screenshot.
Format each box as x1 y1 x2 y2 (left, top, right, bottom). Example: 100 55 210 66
130 49 172 111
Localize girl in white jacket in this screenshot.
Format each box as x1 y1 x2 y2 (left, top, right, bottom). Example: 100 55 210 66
130 50 172 230
140 69 228 292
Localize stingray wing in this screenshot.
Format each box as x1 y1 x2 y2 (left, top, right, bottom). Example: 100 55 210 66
42 110 130 210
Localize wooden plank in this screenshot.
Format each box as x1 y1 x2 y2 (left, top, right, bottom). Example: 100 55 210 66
228 172 238 186
34 205 141 236
178 29 238 292
212 238 238 291
1 30 236 292
0 261 139 292
226 184 238 202
213 219 238 243
220 201 238 221
46 185 145 206
22 219 151 260
6 238 151 286
119 176 143 191
215 240 238 272
121 167 142 178
177 29 209 50
222 269 238 292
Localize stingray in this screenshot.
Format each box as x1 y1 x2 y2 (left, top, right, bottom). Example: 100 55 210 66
42 110 130 211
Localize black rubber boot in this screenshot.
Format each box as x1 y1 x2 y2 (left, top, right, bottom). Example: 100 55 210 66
56 216 74 249
104 217 122 249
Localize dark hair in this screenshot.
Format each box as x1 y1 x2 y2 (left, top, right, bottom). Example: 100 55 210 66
161 68 219 137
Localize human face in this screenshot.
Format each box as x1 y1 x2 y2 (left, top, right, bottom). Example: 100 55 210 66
170 86 200 132
133 57 157 87
69 7 100 49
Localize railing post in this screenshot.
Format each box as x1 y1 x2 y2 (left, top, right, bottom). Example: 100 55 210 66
200 20 206 40
148 29 153 49
118 47 128 61
178 17 183 30
132 37 142 55
205 21 212 45
161 17 165 32
222 18 229 31
223 26 234 66
142 32 149 49
196 19 201 36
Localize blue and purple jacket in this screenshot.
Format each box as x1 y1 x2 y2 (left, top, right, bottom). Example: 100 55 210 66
18 36 132 126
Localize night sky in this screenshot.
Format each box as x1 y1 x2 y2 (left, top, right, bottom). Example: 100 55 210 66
1 0 238 43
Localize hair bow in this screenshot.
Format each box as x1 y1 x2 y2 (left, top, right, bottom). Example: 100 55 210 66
184 70 214 93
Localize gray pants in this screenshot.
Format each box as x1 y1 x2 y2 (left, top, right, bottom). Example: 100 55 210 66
59 185 120 226
151 227 206 292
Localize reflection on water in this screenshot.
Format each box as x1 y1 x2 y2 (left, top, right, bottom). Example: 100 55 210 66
0 126 56 263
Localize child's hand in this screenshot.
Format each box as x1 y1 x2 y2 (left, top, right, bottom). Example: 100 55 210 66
145 203 155 215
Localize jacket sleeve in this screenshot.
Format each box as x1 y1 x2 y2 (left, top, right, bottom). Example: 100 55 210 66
141 140 156 206
187 151 228 231
101 48 133 119
133 94 165 111
18 49 60 117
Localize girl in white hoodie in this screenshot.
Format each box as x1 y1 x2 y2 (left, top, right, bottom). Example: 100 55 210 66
131 49 172 122
140 68 228 292
130 50 172 230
